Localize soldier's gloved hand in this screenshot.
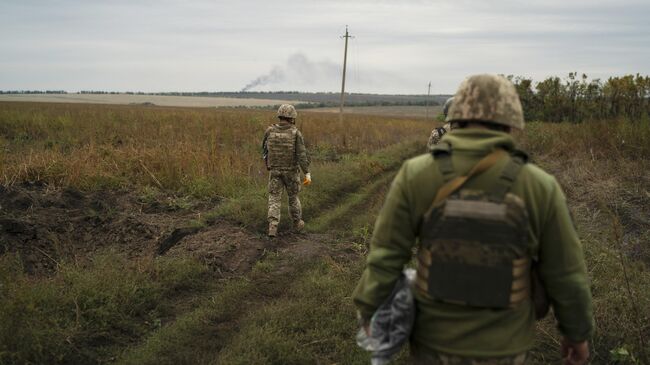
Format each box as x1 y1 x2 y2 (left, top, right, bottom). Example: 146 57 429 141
303 173 312 186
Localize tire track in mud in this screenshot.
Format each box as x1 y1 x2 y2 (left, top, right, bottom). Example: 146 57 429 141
307 170 395 234
118 157 406 363
119 232 349 364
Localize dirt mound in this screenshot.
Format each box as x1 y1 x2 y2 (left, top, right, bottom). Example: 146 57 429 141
0 185 209 273
0 185 340 277
164 223 268 276
162 226 343 278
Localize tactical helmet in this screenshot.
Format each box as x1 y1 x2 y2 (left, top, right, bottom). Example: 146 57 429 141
442 97 454 117
446 74 524 130
277 104 297 119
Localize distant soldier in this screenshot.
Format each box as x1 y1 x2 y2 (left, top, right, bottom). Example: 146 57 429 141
262 104 311 237
354 75 593 364
427 97 454 149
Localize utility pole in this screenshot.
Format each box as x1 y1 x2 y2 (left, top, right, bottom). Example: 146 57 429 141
425 81 431 120
339 25 353 123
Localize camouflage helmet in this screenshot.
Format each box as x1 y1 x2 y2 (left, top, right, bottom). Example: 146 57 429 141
442 97 454 117
446 74 524 130
277 104 297 119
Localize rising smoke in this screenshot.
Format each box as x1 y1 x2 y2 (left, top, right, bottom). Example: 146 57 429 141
241 53 341 92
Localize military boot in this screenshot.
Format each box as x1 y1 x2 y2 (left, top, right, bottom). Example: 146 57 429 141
268 223 278 238
293 220 305 232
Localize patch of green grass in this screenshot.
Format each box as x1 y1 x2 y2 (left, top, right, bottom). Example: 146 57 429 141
215 139 423 233
0 252 210 365
118 251 303 365
137 185 162 204
182 176 219 199
214 257 371 364
213 251 414 365
117 279 255 365
307 170 393 234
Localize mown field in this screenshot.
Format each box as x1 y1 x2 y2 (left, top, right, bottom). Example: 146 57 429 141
0 101 649 364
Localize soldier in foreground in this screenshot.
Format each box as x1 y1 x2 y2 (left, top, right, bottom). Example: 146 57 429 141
353 75 593 364
427 97 454 149
262 104 311 238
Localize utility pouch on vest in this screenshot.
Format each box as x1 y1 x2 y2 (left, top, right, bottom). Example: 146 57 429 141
417 144 531 309
267 127 298 170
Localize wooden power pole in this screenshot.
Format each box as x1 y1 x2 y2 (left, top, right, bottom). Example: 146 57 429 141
425 81 431 120
339 26 353 123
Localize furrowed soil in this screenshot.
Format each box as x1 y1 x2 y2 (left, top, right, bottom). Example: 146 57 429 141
0 184 259 276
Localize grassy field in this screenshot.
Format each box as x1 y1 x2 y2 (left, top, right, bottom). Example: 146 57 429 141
0 101 649 364
0 94 307 108
312 105 443 119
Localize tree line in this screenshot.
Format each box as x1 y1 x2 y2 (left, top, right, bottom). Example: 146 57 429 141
508 73 650 123
3 73 649 123
0 90 67 94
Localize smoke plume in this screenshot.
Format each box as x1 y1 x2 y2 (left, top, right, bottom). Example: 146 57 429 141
241 53 340 92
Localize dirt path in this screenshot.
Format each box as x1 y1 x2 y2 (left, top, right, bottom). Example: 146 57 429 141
0 157 399 364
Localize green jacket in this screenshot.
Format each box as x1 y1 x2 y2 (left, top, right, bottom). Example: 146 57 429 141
353 129 593 358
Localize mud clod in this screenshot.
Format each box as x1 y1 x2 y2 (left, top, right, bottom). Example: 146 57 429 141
158 227 202 255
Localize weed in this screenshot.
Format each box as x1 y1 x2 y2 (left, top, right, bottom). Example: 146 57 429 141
0 251 209 365
138 185 161 204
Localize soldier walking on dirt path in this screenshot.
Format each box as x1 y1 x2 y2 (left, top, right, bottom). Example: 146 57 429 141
263 104 311 238
427 97 454 149
354 75 594 365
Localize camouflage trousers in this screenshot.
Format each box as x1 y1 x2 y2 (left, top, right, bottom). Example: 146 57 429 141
411 346 528 365
267 170 302 226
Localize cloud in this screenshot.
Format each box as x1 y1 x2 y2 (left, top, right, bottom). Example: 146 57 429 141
1 0 649 93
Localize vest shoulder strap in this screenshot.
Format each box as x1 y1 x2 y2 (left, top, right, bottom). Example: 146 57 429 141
431 148 507 207
487 149 528 200
431 142 455 183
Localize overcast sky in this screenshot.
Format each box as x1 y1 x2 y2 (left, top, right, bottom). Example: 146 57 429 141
1 0 649 94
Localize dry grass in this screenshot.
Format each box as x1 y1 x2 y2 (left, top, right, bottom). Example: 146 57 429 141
0 102 431 197
519 120 650 364
1 101 649 363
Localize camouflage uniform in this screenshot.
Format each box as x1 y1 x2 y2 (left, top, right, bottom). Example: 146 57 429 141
263 105 310 236
354 75 593 364
427 98 454 149
427 123 451 149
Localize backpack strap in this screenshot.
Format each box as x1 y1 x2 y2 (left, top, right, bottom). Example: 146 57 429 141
431 142 455 183
487 149 528 200
431 148 508 207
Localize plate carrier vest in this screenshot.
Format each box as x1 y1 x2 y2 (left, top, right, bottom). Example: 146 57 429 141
267 125 298 171
416 143 531 309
